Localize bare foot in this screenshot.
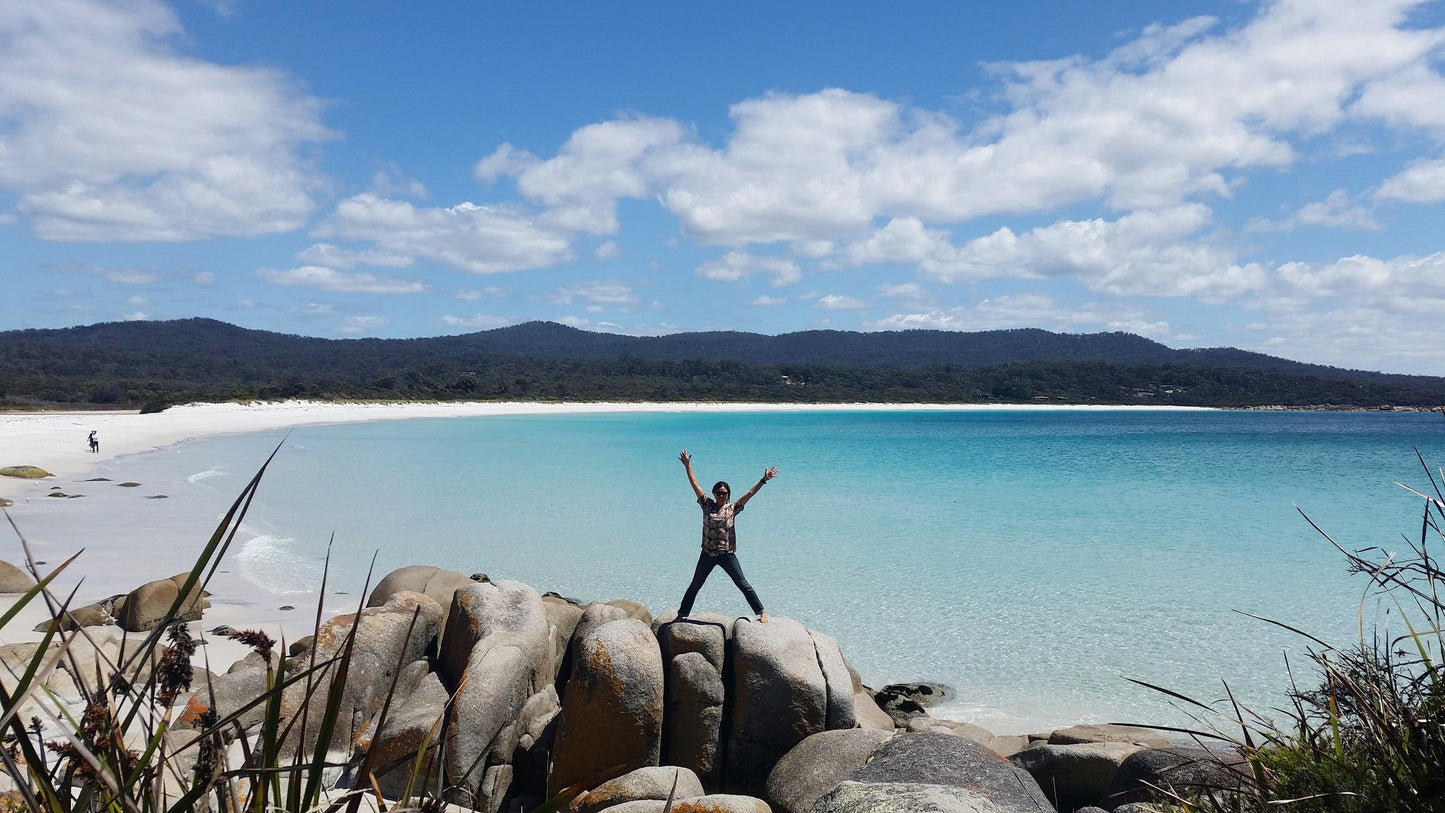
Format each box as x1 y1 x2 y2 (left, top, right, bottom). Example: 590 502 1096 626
758 612 769 623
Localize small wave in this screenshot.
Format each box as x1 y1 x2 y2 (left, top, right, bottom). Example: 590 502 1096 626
236 533 326 595
186 467 226 484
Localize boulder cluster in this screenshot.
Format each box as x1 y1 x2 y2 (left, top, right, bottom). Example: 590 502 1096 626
1 562 1249 812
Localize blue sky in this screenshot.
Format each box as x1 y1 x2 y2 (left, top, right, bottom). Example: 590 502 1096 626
3 1 1445 374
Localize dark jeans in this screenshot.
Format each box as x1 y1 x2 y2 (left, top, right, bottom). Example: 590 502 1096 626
678 551 765 616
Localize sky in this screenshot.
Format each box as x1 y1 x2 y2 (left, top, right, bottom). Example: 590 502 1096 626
2 1 1445 374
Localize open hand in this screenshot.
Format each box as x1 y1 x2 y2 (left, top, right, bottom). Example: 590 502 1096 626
761 466 778 482
679 449 692 466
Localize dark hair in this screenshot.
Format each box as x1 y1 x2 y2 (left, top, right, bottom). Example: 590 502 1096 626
712 481 731 496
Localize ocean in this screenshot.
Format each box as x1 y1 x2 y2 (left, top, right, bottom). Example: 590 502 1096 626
10 407 1445 734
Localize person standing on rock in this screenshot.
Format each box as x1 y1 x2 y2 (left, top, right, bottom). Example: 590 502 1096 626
676 449 776 623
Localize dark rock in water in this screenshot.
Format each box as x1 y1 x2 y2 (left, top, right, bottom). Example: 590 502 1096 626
118 482 141 488
66 494 84 499
147 495 168 499
766 728 893 813
0 560 35 594
278 605 294 611
1011 741 1141 810
567 766 705 813
1108 746 1249 808
872 687 929 727
45 492 67 498
549 618 664 795
470 571 490 582
879 682 953 709
541 589 581 605
817 732 1054 813
84 477 111 482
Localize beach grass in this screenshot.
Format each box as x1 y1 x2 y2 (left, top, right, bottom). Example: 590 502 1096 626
0 446 623 813
1136 450 1445 812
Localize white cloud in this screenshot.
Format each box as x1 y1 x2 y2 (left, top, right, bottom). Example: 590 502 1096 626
370 164 427 199
695 251 802 286
866 292 1161 334
297 302 333 315
125 295 148 306
1375 157 1445 203
814 294 869 310
440 313 516 330
193 271 214 285
122 311 148 321
0 0 332 241
1276 251 1445 298
541 281 640 308
338 315 388 334
752 295 786 306
843 218 954 267
47 262 159 285
297 243 415 270
256 265 432 294
456 286 507 301
921 205 1268 300
313 194 572 274
1250 189 1382 232
594 240 623 261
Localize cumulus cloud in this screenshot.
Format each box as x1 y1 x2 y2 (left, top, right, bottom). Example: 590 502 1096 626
297 243 415 270
193 271 214 285
1375 157 1445 203
695 251 803 286
1250 189 1382 232
920 205 1268 299
0 0 332 241
256 265 432 294
47 262 160 285
313 194 572 274
338 315 388 334
866 292 1165 335
594 240 623 260
541 281 640 308
752 295 786 306
813 293 869 310
370 164 427 199
440 313 516 330
456 286 507 301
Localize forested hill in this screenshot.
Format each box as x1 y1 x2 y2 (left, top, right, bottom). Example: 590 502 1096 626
3 318 1444 409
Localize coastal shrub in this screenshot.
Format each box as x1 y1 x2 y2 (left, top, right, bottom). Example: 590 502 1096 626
1148 452 1445 812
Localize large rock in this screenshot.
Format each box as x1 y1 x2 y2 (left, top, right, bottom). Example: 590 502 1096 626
666 652 726 788
284 591 444 754
604 598 654 627
544 597 585 680
367 565 477 611
808 631 856 731
725 617 831 795
658 616 729 671
0 465 52 479
871 687 930 728
356 668 450 799
0 560 33 593
440 580 554 811
853 690 895 731
549 618 665 795
839 733 1054 812
905 718 995 749
1106 746 1248 809
764 729 893 813
813 780 1015 813
1048 725 1170 749
1010 741 1142 810
568 766 705 813
35 594 126 632
118 573 210 632
604 796 771 813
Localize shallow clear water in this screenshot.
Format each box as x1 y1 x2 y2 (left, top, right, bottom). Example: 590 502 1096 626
13 408 1445 733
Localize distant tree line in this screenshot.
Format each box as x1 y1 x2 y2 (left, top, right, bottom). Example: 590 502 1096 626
2 319 1443 409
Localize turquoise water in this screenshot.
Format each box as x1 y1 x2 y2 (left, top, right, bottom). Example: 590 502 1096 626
29 409 1445 732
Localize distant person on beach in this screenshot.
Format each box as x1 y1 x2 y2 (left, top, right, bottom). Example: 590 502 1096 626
676 449 777 623
88 431 98 453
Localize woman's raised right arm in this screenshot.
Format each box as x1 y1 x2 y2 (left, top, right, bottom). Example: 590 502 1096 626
679 449 706 501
